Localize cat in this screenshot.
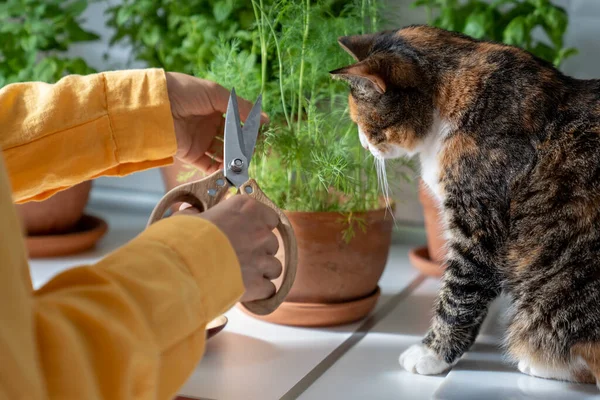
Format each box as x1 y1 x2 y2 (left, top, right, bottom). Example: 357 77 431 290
330 24 600 388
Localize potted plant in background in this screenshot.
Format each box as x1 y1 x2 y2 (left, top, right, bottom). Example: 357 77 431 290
408 0 578 278
1 0 107 257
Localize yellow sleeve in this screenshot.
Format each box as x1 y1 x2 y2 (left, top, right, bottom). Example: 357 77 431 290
32 215 243 399
0 70 245 399
0 68 177 203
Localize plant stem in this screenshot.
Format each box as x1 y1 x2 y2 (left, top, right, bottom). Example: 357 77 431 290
426 5 433 25
255 0 291 127
250 0 267 95
361 0 366 34
370 0 378 31
296 0 310 133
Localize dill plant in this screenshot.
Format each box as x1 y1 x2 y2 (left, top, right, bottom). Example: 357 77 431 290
187 0 413 219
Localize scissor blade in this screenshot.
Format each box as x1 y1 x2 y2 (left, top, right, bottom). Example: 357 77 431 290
242 93 262 164
228 87 244 154
224 87 249 188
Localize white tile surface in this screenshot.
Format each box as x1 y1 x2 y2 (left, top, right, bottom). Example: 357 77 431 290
299 279 445 400
27 204 427 400
435 296 600 400
177 245 422 400
302 276 600 400
30 203 600 399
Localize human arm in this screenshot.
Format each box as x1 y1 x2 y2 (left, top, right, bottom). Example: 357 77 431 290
0 69 277 399
0 69 176 203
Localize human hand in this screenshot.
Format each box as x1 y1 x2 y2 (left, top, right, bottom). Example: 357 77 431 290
165 72 268 173
175 196 282 302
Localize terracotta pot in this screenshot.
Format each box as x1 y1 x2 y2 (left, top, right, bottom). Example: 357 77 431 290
242 204 394 327
418 180 447 263
410 180 447 277
279 207 393 303
16 180 92 236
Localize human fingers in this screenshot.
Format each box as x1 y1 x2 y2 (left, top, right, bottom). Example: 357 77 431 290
193 155 223 173
260 256 283 280
204 138 224 162
207 83 269 125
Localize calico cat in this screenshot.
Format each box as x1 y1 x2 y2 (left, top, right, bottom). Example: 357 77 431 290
330 25 600 387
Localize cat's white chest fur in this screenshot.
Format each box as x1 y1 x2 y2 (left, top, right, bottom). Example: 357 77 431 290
417 112 452 202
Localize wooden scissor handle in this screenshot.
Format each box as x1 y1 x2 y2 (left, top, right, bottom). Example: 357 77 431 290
147 174 297 316
147 170 230 227
238 179 298 315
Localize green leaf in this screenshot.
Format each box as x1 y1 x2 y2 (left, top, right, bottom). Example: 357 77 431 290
503 16 528 47
560 47 578 59
29 20 52 34
32 58 59 82
64 0 88 16
20 36 38 51
490 0 518 7
142 25 160 46
531 42 555 62
411 0 434 7
66 57 95 75
0 22 21 33
540 6 568 48
213 0 233 23
554 46 578 67
463 12 487 39
66 23 100 42
435 7 458 31
234 30 253 41
116 6 132 26
528 0 549 8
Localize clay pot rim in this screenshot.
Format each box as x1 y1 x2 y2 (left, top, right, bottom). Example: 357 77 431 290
206 315 228 339
283 198 396 218
238 286 381 327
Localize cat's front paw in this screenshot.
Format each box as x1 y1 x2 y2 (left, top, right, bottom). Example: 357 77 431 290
399 344 451 375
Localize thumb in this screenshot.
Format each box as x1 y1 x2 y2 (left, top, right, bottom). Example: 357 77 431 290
211 85 269 125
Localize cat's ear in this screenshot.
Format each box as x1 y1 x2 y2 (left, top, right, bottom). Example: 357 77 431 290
330 61 386 94
338 34 376 62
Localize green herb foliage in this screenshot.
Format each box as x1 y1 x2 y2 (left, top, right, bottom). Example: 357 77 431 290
413 0 577 67
106 0 260 75
105 0 351 80
0 0 99 86
195 0 413 214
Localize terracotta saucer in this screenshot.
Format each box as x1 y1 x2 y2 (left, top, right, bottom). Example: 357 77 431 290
206 315 228 339
408 246 445 278
238 286 381 327
26 214 108 258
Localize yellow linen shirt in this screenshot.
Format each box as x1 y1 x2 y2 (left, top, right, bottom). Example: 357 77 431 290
0 69 244 400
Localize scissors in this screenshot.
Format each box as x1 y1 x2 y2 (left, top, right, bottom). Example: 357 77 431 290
147 88 298 316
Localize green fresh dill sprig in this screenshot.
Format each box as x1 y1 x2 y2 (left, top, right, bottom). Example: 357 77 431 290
194 0 414 222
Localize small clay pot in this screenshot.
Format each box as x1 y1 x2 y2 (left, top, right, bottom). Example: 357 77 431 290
414 180 447 276
16 180 92 236
243 204 394 327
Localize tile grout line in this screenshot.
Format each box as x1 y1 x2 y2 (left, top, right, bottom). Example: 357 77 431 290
279 274 427 400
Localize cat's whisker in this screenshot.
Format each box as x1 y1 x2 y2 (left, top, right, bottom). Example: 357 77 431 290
374 156 396 224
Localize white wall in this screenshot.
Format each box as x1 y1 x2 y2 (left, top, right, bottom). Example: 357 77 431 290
72 0 600 223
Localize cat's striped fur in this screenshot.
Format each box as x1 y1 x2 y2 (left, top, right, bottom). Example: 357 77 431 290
331 25 600 387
